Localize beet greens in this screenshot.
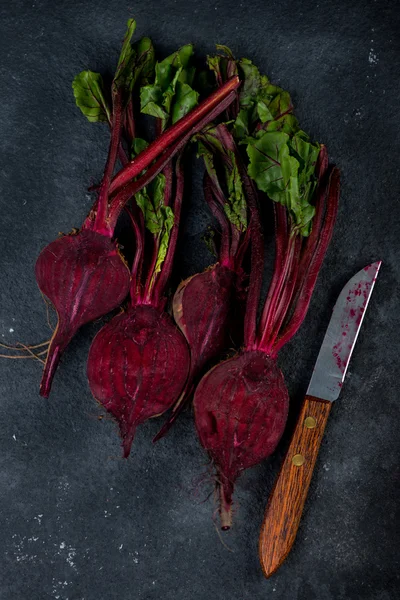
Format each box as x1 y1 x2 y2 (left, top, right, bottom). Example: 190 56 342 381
193 49 340 528
36 21 239 397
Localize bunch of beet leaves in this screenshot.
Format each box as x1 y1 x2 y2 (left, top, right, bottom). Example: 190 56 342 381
3 24 339 530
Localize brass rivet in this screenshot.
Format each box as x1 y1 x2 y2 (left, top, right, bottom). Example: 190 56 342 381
292 454 305 466
304 416 317 429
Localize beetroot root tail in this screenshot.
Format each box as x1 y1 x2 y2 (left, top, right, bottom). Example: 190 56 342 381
121 424 137 459
219 476 234 530
39 329 73 398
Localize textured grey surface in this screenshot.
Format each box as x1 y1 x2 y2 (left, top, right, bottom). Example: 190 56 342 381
0 1 399 599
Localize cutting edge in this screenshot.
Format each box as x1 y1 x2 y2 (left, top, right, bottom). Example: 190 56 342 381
307 260 382 401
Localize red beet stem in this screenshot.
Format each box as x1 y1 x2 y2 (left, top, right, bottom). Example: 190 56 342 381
125 206 144 302
106 90 238 231
210 123 264 347
273 167 340 353
219 476 234 530
103 105 128 166
125 98 135 141
258 231 297 352
259 204 288 335
141 161 174 304
203 173 231 264
212 123 264 347
95 91 124 233
257 147 331 352
109 76 240 195
118 145 129 166
143 238 160 302
39 329 71 398
240 167 264 349
266 234 302 352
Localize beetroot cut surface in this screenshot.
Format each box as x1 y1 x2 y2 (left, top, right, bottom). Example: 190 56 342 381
35 230 130 397
194 351 289 529
87 305 189 457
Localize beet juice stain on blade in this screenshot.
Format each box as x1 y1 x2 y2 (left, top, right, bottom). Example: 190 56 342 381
307 261 382 401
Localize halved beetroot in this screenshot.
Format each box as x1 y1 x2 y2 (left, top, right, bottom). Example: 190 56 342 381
87 305 190 457
194 350 289 529
35 230 130 397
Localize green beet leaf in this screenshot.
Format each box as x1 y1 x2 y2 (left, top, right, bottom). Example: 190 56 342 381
247 130 320 236
133 37 156 86
224 150 247 231
237 58 262 109
140 44 199 129
72 71 111 123
135 173 167 235
171 82 199 124
133 158 175 276
154 206 174 275
229 57 295 139
112 21 156 107
247 131 290 195
131 136 149 157
112 19 138 97
202 226 217 257
197 126 247 231
73 21 156 123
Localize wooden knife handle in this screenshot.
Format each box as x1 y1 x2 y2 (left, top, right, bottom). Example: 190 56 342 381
259 395 332 578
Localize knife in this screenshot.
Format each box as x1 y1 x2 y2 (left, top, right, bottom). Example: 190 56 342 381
259 261 382 578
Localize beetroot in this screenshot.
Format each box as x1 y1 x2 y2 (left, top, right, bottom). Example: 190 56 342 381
194 158 340 528
195 351 288 529
35 19 239 397
87 305 189 457
173 264 236 372
192 49 340 528
35 230 130 397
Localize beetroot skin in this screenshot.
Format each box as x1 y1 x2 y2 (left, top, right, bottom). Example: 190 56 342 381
152 262 237 442
173 264 235 375
194 351 289 529
35 230 130 397
87 304 190 457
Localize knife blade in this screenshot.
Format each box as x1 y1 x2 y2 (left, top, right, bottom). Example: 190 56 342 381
307 261 381 400
259 261 381 578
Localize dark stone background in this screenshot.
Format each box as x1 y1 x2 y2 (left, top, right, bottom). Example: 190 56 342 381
0 1 399 599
